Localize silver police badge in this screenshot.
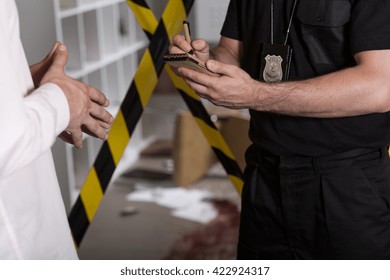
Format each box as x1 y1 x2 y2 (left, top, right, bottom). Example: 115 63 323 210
263 54 283 83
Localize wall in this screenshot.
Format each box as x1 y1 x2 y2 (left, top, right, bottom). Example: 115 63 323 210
15 0 228 63
146 0 168 19
188 0 229 46
15 0 56 64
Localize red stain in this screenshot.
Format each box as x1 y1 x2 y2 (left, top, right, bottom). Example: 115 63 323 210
164 199 240 260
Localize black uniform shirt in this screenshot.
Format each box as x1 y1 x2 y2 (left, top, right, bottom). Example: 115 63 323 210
221 0 390 156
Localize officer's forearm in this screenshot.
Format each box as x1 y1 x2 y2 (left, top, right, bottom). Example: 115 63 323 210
251 50 390 118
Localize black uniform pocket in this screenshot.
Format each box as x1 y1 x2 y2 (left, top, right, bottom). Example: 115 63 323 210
296 0 352 73
319 155 390 259
353 153 390 213
297 0 351 28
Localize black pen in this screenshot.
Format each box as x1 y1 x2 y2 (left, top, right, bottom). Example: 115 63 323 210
183 20 194 55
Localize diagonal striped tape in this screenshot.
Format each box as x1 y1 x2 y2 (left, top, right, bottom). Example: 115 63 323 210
165 66 244 195
68 0 195 247
132 0 244 195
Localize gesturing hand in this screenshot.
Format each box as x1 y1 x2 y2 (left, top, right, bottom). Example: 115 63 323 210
39 43 113 148
30 41 61 89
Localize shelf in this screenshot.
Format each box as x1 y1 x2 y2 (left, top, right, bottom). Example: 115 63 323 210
59 0 124 19
53 0 148 212
65 40 147 78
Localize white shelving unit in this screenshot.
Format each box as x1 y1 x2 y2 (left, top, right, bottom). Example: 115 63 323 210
52 0 148 212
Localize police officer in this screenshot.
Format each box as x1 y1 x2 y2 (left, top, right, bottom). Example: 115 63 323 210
169 0 390 259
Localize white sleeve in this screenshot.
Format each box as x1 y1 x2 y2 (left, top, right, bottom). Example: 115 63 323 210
0 2 70 178
0 81 70 178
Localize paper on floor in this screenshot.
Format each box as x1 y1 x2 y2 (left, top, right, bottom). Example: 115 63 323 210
126 187 217 224
172 201 217 224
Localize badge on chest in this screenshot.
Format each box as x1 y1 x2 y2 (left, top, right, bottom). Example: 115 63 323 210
260 43 292 83
259 0 299 83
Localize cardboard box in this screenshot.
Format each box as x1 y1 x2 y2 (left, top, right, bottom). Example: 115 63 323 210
173 111 217 186
219 115 250 171
173 110 250 186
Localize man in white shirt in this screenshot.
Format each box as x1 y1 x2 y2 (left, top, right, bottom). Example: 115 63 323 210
0 0 113 259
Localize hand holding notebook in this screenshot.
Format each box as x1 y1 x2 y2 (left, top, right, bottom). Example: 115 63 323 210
164 20 220 77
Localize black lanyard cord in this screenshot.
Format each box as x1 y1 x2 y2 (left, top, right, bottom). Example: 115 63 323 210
270 0 300 45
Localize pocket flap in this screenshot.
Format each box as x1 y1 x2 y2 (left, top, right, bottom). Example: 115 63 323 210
297 0 351 27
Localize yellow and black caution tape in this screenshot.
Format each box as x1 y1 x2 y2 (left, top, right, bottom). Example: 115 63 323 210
69 0 243 247
165 66 244 194
129 0 243 194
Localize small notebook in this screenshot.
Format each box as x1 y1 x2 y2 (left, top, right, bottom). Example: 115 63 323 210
163 53 220 77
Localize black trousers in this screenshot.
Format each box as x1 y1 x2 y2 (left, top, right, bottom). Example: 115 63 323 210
237 146 390 260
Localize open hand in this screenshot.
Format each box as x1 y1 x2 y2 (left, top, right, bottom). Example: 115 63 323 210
39 43 113 148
